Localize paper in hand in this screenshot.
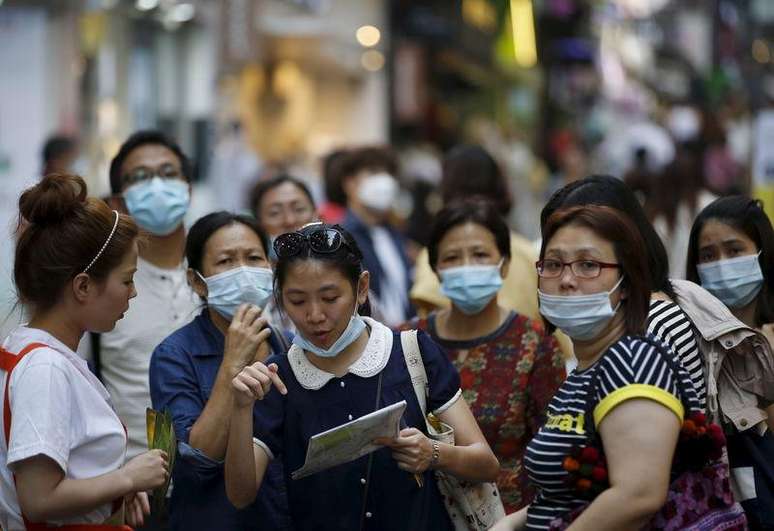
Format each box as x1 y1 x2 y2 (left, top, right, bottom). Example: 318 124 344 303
291 400 407 480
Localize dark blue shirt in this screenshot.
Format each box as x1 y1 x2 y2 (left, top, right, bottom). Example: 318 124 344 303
254 326 460 531
149 309 292 531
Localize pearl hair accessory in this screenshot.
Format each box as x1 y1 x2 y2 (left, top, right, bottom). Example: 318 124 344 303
82 210 120 274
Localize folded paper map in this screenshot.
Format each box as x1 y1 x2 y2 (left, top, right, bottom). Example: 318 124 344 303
291 400 407 480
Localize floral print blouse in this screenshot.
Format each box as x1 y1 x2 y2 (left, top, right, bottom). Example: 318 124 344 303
404 311 566 513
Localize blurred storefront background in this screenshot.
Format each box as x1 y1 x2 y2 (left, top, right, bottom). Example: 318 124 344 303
1 0 774 336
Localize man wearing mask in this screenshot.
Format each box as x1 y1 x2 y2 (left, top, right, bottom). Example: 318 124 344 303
97 131 200 469
339 146 413 326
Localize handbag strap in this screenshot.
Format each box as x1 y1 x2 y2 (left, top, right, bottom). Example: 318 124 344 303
358 369 384 531
400 330 429 417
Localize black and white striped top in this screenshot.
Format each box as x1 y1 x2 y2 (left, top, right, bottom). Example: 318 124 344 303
524 335 701 530
647 300 706 409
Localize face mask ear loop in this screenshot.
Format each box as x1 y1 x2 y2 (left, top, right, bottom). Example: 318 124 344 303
610 275 625 294
609 275 625 313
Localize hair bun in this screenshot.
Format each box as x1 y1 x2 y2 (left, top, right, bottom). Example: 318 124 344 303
19 173 88 226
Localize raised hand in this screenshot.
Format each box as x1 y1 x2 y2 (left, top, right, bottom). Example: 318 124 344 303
223 304 272 372
231 362 287 408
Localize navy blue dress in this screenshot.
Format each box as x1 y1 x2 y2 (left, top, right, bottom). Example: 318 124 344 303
253 326 459 531
149 309 292 531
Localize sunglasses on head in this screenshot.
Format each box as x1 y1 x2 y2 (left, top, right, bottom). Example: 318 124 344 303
273 225 360 259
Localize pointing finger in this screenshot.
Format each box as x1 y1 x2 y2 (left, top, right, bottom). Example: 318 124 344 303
267 363 287 395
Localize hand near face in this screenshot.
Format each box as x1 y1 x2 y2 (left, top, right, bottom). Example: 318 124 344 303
223 304 272 372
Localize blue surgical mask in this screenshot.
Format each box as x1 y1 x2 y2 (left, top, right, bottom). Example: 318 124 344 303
538 277 624 340
440 262 504 315
124 177 190 236
198 266 274 320
697 253 763 309
292 307 367 358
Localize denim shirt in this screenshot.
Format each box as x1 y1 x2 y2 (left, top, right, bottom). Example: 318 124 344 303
149 309 293 531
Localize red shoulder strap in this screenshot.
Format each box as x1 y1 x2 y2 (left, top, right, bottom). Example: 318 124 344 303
2 343 49 447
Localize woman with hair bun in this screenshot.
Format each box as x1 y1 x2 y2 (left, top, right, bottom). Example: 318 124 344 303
0 174 169 530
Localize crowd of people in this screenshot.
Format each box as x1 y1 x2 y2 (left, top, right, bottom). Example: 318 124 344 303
0 128 772 531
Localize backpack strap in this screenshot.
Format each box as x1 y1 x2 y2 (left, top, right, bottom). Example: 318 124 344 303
400 330 428 416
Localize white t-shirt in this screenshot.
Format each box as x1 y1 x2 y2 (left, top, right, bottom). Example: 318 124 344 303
0 326 126 531
99 257 199 459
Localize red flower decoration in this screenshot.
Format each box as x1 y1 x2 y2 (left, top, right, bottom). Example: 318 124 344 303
592 466 607 481
459 369 476 390
563 457 580 472
682 419 697 435
580 446 599 463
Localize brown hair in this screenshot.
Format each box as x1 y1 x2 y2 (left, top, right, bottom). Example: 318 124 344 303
15 174 139 312
540 205 651 336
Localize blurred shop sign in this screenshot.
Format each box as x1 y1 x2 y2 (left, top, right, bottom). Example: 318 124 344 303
753 109 774 220
751 0 774 24
277 0 329 13
462 0 497 34
393 41 426 123
219 0 260 69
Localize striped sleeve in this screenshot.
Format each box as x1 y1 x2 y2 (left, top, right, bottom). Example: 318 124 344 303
647 300 706 408
592 337 700 427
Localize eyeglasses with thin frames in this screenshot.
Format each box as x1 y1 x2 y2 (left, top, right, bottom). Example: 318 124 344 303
535 259 620 279
121 163 183 187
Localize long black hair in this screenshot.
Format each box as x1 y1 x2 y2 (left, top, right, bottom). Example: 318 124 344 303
686 196 774 327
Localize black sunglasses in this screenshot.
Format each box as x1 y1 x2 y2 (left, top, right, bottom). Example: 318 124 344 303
273 226 360 259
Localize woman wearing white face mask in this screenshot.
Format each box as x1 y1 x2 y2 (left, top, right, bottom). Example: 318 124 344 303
493 205 741 531
401 198 566 514
149 212 292 531
686 196 774 341
224 222 499 530
686 196 774 530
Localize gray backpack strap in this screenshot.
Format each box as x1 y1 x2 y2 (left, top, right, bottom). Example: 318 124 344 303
400 330 429 416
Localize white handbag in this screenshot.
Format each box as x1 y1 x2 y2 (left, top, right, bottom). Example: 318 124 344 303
400 330 506 531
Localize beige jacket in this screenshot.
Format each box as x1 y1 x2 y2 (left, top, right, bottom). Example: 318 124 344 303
672 279 774 433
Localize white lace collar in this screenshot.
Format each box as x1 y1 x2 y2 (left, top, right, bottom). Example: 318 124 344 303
288 316 393 390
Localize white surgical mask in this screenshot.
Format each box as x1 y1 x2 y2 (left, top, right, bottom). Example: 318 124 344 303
292 305 366 358
697 253 763 309
357 172 398 212
538 277 624 340
440 261 504 315
198 266 274 320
